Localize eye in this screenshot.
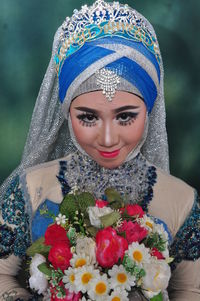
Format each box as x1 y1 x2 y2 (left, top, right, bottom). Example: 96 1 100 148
116 112 139 126
77 113 99 126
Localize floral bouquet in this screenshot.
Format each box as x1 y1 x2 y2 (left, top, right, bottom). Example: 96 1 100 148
27 188 172 301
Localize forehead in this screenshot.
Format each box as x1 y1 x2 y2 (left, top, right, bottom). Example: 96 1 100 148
71 91 145 109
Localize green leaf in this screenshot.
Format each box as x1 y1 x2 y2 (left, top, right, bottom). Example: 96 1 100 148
37 262 52 277
100 211 121 227
150 292 163 301
26 237 50 257
104 188 122 209
60 194 78 219
77 192 95 214
87 225 98 237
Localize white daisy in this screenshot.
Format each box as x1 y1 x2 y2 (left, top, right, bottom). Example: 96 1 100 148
74 265 99 293
153 223 169 241
70 253 90 268
108 288 129 301
139 215 155 231
108 265 135 291
55 213 67 225
63 267 78 293
127 242 151 266
88 274 110 301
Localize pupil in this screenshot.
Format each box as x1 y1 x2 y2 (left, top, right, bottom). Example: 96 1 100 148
121 113 127 120
87 115 94 121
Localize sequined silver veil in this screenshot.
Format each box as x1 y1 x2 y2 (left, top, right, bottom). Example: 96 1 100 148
0 5 169 202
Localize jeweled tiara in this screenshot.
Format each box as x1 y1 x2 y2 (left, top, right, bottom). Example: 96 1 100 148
55 0 160 75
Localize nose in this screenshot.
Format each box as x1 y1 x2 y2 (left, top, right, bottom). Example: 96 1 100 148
98 121 119 148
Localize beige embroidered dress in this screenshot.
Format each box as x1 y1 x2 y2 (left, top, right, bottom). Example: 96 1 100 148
0 152 199 301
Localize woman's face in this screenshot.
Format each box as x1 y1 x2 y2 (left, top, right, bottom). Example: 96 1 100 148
70 91 147 169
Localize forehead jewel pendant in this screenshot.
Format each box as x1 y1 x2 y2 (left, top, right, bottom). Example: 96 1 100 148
95 68 120 101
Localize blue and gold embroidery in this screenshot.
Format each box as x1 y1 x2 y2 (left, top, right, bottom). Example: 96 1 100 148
170 193 200 267
0 176 31 258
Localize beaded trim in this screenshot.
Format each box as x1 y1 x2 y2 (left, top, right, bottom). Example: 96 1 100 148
170 192 200 268
0 176 31 258
95 68 120 101
55 0 160 74
56 160 71 196
57 151 157 212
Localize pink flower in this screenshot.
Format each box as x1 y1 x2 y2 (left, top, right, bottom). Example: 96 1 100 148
151 247 165 259
45 224 70 247
50 285 81 301
118 221 148 244
125 204 145 218
95 199 108 208
96 227 128 268
48 242 72 271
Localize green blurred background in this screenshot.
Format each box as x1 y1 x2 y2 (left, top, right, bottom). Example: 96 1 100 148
0 0 200 192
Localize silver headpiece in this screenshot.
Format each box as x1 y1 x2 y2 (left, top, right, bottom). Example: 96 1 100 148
95 68 120 101
0 1 169 206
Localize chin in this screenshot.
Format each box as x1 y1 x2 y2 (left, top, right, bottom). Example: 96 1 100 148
95 158 125 169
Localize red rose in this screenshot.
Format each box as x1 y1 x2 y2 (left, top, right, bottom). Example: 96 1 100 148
117 220 128 232
45 224 70 246
95 199 108 208
50 285 81 301
126 221 148 243
151 247 165 259
96 227 128 268
125 204 144 218
48 242 72 271
118 221 148 244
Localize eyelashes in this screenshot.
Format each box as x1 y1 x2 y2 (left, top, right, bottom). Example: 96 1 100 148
116 112 139 126
77 112 139 127
77 113 99 127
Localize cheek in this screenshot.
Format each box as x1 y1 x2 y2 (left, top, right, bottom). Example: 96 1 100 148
71 117 97 146
123 116 146 145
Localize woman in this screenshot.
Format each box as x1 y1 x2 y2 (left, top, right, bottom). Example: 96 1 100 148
0 0 199 300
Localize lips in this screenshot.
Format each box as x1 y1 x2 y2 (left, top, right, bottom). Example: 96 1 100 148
98 149 120 158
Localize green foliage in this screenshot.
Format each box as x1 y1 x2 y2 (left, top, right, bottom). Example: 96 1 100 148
123 254 146 281
60 194 78 219
77 192 95 214
105 188 123 209
60 192 95 221
37 262 52 277
26 237 50 257
150 292 163 301
67 227 77 245
145 232 166 252
100 211 121 228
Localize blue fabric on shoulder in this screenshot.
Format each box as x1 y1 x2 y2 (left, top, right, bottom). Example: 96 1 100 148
31 200 59 242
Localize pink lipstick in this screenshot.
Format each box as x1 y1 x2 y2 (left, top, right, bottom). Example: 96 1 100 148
98 149 120 158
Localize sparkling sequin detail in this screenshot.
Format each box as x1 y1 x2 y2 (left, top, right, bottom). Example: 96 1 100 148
170 193 200 267
58 151 157 211
95 68 120 101
55 0 160 74
0 176 31 258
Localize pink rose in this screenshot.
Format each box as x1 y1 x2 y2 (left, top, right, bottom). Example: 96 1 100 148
151 247 165 259
95 199 108 208
125 204 145 218
48 242 72 271
45 224 70 247
50 285 81 301
96 227 128 268
118 221 148 244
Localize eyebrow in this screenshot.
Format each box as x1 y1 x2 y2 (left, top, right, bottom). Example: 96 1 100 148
75 105 140 114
